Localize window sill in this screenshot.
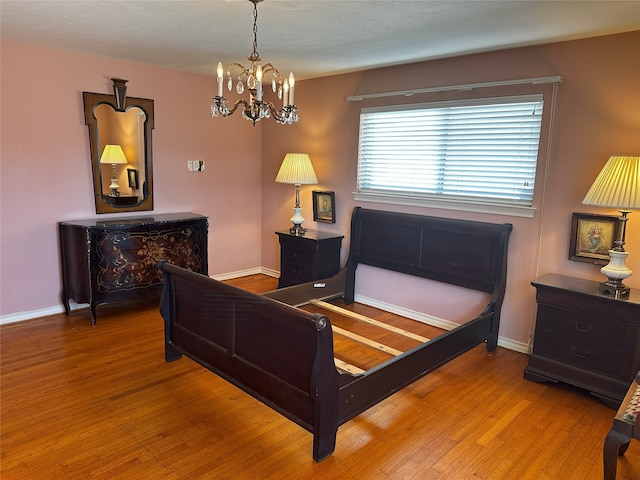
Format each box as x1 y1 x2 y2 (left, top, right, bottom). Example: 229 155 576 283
352 191 536 218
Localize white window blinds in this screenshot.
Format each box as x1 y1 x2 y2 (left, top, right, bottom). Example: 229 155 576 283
357 95 544 207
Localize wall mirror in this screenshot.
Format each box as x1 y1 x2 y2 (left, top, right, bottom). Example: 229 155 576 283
83 79 154 214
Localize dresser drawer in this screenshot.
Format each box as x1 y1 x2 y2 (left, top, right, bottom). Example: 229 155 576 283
535 304 628 350
96 221 206 293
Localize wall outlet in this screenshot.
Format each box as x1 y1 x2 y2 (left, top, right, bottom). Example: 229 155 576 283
187 160 205 172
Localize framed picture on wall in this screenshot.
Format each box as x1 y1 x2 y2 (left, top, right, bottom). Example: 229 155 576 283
312 191 335 223
569 212 620 264
127 168 138 189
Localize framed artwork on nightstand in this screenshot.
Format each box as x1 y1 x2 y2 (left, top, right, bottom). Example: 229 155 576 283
569 212 620 264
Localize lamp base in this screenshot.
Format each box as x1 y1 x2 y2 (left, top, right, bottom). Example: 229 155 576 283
598 249 632 298
289 224 307 236
289 207 306 236
598 280 630 298
109 176 121 197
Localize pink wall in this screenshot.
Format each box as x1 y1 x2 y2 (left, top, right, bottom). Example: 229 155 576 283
261 31 640 347
1 32 638 349
0 41 263 317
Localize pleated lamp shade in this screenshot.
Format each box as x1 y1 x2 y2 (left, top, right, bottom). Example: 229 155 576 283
583 156 640 210
99 145 128 165
275 153 318 185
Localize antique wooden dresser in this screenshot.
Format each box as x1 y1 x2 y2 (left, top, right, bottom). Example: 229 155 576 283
59 212 208 324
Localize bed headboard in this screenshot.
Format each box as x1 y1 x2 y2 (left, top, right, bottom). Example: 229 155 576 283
344 207 513 302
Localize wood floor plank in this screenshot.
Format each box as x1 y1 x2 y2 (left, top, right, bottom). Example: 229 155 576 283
1 274 638 479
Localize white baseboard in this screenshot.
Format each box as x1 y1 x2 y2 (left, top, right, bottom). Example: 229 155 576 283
1 269 528 354
211 267 279 281
0 305 67 326
355 293 529 354
0 268 281 326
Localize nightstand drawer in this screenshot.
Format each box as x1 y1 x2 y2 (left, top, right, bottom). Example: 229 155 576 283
536 304 627 349
532 331 625 377
280 263 314 285
282 247 314 267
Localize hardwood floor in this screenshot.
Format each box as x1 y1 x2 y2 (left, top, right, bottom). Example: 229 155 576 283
1 274 637 479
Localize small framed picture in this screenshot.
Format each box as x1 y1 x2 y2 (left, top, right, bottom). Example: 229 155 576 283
569 212 620 264
127 168 138 189
312 191 335 224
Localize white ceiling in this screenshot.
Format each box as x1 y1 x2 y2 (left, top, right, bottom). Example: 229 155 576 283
1 0 639 80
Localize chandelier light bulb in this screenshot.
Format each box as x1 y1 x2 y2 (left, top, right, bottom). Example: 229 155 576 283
288 72 295 105
256 64 263 101
216 62 224 97
282 79 289 107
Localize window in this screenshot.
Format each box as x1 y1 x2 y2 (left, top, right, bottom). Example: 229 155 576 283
356 95 545 216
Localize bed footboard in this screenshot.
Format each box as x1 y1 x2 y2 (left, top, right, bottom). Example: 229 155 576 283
158 261 341 461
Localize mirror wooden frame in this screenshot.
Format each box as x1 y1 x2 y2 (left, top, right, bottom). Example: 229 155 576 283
83 82 154 214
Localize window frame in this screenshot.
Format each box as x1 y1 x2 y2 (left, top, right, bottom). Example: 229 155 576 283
354 92 555 218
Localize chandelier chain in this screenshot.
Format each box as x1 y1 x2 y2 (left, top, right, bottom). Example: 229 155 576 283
250 0 260 61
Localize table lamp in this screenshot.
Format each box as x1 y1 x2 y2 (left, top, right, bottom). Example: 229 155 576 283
583 155 640 296
100 145 128 197
275 153 318 235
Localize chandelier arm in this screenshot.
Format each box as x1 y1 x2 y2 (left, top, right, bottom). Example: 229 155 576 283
227 99 251 117
263 103 298 124
211 97 250 117
260 63 280 75
227 62 251 74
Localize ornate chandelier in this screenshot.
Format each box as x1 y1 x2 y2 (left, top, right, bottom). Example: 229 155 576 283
211 0 298 126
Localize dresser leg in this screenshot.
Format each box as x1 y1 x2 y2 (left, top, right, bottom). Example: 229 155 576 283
90 304 97 326
61 293 70 316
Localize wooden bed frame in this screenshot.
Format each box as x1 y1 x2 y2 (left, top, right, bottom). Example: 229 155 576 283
158 207 512 461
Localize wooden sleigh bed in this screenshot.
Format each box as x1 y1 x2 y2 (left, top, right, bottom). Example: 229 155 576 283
158 207 512 461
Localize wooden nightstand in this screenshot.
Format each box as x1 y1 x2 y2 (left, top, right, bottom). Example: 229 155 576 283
524 273 640 408
276 230 343 288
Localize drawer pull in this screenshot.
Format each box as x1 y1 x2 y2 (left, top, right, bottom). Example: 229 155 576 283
574 322 594 333
571 347 590 358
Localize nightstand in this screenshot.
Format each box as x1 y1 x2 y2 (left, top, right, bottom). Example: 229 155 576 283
524 273 640 408
276 230 343 288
